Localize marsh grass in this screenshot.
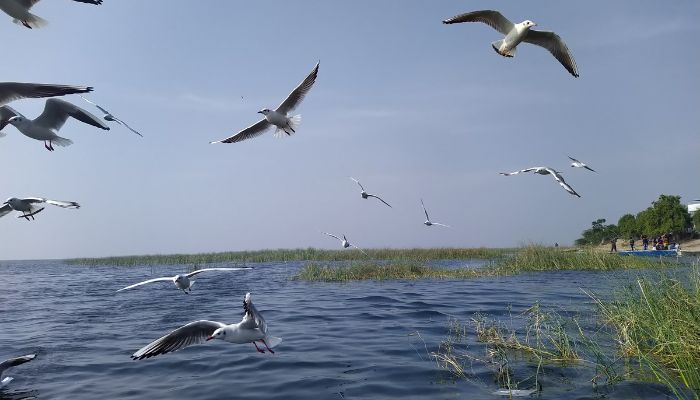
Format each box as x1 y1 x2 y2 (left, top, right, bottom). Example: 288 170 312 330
67 247 509 266
591 266 700 396
297 245 671 281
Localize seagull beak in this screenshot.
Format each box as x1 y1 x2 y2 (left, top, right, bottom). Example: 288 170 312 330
257 111 264 114
206 336 214 341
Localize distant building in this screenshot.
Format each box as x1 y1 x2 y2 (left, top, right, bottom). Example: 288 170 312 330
689 203 700 214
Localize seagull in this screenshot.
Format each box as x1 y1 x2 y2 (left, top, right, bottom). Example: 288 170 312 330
1 197 79 221
350 177 391 208
210 61 319 144
0 82 92 106
421 199 450 227
568 156 596 172
322 232 367 255
78 96 143 137
0 98 109 151
1 0 102 29
500 167 580 197
117 267 253 294
443 10 579 77
0 354 36 388
131 292 282 360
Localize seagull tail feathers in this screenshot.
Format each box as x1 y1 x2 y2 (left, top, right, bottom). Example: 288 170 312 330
52 136 73 147
491 40 515 57
13 13 48 29
288 114 302 133
274 115 301 138
265 336 283 349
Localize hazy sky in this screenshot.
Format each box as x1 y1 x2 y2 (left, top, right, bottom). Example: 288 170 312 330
1 1 698 260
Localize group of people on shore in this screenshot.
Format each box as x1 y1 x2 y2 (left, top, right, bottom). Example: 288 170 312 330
609 233 678 252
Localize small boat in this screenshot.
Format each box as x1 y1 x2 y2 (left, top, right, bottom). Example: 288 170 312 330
618 248 681 258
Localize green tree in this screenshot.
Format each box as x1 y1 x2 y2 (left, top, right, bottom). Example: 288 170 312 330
576 218 619 245
693 210 700 232
617 213 639 238
635 195 691 237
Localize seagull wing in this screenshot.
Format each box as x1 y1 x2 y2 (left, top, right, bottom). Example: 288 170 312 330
240 293 267 335
421 199 430 220
584 165 597 173
524 30 579 77
0 354 36 376
0 204 12 218
367 194 392 208
442 10 514 35
0 106 22 131
131 320 225 360
350 177 365 191
322 232 342 242
500 167 536 176
568 156 580 163
210 119 272 144
113 118 143 137
117 276 174 292
350 244 368 256
432 222 451 228
186 267 253 278
77 95 114 118
0 83 92 107
21 197 80 209
34 99 109 131
275 61 320 114
16 1 40 10
71 0 103 4
550 171 581 197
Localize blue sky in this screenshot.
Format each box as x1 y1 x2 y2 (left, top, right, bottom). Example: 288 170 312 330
1 1 698 259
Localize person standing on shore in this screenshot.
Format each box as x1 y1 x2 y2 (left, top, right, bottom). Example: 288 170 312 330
629 238 635 251
642 235 649 250
610 237 618 252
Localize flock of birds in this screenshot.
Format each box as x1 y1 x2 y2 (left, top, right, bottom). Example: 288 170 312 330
0 1 599 387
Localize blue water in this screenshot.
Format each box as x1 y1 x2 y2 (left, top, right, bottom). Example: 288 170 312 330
0 260 686 399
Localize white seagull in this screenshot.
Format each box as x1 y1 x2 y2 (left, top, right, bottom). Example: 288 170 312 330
78 95 143 137
117 267 253 294
568 156 596 172
211 61 319 144
1 197 79 221
350 177 392 208
421 199 450 227
131 292 282 360
443 10 579 77
0 98 109 151
1 0 102 29
500 167 580 197
322 232 367 255
0 82 92 106
0 354 36 388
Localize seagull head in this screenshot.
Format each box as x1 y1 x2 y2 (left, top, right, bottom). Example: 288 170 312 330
258 109 272 116
521 20 537 28
207 327 226 341
5 116 24 127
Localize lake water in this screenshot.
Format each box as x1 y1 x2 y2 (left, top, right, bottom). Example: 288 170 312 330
0 260 687 399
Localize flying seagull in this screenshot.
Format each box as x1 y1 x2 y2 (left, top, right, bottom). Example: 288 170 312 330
0 354 36 388
0 98 109 151
131 292 282 360
0 82 92 106
350 177 391 208
211 61 319 144
421 199 450 227
117 267 253 294
568 156 596 172
322 232 367 255
1 0 102 29
500 167 580 197
78 95 143 137
443 10 579 77
1 197 79 221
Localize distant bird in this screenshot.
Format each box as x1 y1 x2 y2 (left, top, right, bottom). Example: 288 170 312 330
211 61 319 144
1 0 102 29
568 156 596 172
117 267 252 294
0 354 36 388
500 167 580 197
0 82 92 106
1 197 80 221
0 98 109 151
131 292 282 360
322 232 367 255
350 177 392 208
421 199 450 227
443 10 578 77
78 95 143 137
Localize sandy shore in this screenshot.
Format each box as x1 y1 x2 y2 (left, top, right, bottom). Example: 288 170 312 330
595 238 700 253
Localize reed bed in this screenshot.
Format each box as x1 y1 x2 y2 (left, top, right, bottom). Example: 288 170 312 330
67 247 509 266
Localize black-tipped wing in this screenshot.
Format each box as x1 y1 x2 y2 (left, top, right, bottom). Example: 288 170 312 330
186 267 252 278
22 197 80 209
568 156 580 163
71 0 103 4
442 10 514 35
367 194 392 208
34 99 109 131
524 30 579 77
131 320 225 360
350 177 365 191
276 62 319 114
0 204 12 218
0 83 92 107
0 354 36 375
241 293 267 335
323 232 342 242
551 172 580 197
0 106 22 130
421 199 430 220
211 119 271 144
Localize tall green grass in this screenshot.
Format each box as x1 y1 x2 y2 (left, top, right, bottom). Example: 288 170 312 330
67 247 509 266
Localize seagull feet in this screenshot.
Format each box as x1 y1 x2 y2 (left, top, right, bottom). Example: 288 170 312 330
253 342 266 354
44 141 54 151
261 339 275 354
22 20 32 29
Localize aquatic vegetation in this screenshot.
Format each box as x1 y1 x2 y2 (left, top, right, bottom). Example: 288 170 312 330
592 267 700 396
297 262 491 281
67 247 509 266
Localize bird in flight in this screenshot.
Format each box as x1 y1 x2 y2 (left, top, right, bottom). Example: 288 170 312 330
1 0 103 29
500 167 581 197
1 197 80 221
1 354 36 388
322 232 367 255
117 267 252 294
78 95 143 137
568 156 596 172
350 177 391 208
421 199 450 227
